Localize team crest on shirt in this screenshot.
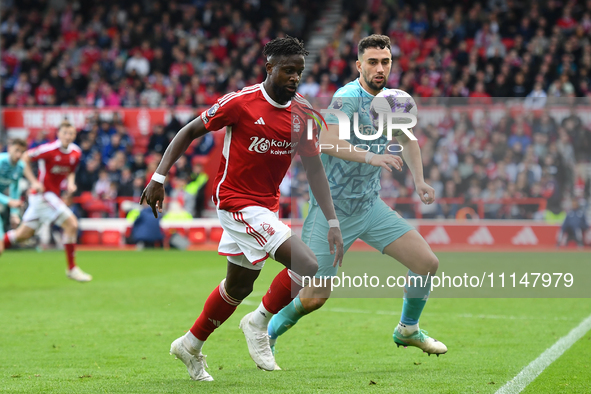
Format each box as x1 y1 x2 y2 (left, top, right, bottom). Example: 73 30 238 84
55 155 61 161
292 114 301 133
70 156 76 164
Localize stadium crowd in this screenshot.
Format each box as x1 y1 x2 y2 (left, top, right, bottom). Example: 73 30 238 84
1 0 591 220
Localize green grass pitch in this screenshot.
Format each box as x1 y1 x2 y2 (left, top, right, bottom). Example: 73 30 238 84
0 250 589 393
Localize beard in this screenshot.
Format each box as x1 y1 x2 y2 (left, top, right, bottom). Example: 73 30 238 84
363 72 386 92
271 83 296 104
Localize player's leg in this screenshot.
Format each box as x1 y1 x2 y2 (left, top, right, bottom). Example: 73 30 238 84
3 223 36 248
171 257 261 380
172 206 288 378
4 193 40 249
266 268 333 355
59 213 92 282
264 205 358 359
361 199 446 355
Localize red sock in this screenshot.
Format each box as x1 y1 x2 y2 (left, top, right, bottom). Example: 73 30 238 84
262 268 303 314
64 244 76 270
190 280 241 341
3 233 12 249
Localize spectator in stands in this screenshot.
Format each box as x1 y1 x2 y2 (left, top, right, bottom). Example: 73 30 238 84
117 167 135 197
76 157 100 194
28 130 49 149
186 160 209 218
125 50 150 77
147 124 168 155
557 198 588 248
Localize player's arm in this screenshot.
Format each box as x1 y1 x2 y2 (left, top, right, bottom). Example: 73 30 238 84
395 131 434 205
66 172 77 194
0 191 22 210
8 176 23 226
141 116 209 217
21 153 44 192
319 124 402 172
300 154 344 267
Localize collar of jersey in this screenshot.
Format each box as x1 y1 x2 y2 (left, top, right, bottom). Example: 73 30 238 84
355 78 384 97
260 83 291 108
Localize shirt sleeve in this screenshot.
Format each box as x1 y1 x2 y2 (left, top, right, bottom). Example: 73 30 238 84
27 145 52 162
297 112 320 157
199 92 243 131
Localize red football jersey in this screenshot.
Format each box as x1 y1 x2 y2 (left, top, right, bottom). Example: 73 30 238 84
201 83 319 212
28 140 82 195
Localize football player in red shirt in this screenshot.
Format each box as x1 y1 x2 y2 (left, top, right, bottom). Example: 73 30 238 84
141 36 343 381
4 122 92 282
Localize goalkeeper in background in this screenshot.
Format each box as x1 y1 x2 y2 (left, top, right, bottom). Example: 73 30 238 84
243 35 446 369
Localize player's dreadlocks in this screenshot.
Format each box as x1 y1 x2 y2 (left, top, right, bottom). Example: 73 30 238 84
263 35 309 61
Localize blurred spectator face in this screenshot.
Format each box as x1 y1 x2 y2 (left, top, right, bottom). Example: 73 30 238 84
98 169 109 180
81 139 92 151
121 168 132 180
87 158 99 172
133 177 144 188
111 133 121 147
134 153 144 165
193 163 203 174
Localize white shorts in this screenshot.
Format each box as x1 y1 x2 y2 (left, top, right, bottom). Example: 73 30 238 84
217 206 292 270
22 192 73 230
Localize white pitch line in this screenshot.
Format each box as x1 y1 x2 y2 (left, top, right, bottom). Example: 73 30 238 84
495 313 591 394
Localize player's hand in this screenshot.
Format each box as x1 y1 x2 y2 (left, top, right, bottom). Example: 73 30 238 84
67 183 77 194
10 214 21 228
416 181 435 204
140 181 165 218
368 154 403 172
7 199 23 208
328 227 344 267
31 180 44 193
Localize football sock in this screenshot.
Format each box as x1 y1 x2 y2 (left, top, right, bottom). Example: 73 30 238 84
268 295 308 339
4 231 16 249
261 268 302 315
250 302 273 329
183 331 205 355
190 279 241 342
400 270 431 327
63 234 77 270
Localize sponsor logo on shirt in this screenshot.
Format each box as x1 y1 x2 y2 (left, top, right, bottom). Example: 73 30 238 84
248 136 298 155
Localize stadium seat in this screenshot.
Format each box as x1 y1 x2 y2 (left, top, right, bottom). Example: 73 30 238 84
102 230 121 246
210 227 224 243
188 227 207 244
165 227 188 238
80 230 101 245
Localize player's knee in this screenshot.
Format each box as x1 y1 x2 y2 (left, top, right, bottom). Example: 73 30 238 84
425 253 439 275
225 281 253 301
299 254 318 278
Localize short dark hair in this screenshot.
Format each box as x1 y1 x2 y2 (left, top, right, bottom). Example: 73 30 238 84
358 34 391 59
9 138 27 148
263 35 309 60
